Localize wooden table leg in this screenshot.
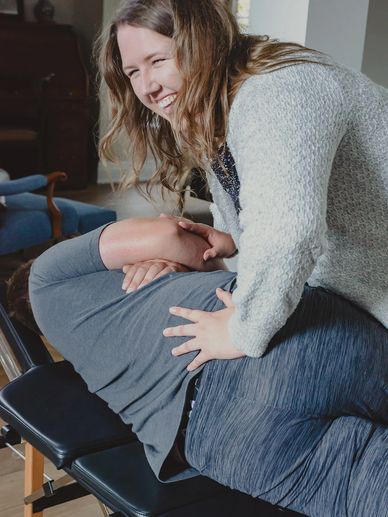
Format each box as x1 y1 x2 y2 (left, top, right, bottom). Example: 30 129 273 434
24 442 44 517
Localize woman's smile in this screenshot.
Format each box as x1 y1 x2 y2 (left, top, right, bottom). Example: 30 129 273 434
156 93 177 110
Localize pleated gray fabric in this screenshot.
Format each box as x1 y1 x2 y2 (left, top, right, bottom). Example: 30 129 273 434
185 286 388 517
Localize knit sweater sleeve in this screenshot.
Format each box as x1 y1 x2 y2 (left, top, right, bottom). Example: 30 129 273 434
227 64 348 357
209 202 227 232
207 171 230 233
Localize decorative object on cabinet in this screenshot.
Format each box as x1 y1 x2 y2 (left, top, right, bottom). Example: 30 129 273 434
33 0 54 23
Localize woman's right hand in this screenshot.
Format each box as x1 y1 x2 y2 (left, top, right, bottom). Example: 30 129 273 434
122 259 190 293
159 214 237 261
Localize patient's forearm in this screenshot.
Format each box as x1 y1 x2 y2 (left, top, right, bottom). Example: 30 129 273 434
99 218 226 272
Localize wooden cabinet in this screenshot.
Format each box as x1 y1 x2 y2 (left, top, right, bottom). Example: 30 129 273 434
0 22 91 188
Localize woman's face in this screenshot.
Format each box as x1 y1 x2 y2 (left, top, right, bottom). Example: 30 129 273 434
117 25 183 123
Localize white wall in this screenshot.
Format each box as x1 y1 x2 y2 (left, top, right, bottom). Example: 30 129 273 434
248 0 371 71
305 0 370 70
362 0 388 87
248 0 310 45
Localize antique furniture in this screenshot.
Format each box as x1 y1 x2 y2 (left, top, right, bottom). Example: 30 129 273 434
0 170 116 255
0 21 90 188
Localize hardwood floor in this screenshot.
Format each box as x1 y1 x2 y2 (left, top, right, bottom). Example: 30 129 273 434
0 182 212 516
0 446 102 517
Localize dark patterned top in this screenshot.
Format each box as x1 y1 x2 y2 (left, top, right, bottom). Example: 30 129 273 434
211 143 241 213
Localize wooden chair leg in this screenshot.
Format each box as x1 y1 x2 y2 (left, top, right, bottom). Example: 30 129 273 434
24 442 44 517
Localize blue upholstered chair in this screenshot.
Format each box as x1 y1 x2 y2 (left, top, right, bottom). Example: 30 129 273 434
0 170 117 255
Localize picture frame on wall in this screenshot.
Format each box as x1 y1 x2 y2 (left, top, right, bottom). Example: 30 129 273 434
0 0 24 20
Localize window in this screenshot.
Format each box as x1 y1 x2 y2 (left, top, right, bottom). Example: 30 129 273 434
230 0 252 32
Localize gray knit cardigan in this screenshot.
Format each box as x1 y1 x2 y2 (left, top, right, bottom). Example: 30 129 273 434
207 58 388 357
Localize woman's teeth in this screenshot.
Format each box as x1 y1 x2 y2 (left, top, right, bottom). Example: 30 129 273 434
158 94 177 109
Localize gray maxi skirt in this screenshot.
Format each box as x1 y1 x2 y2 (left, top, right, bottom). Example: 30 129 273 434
185 285 388 517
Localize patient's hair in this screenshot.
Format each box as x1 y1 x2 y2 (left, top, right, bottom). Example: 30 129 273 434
6 233 81 335
6 259 41 335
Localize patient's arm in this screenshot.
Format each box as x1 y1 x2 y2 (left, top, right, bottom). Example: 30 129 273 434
99 217 226 272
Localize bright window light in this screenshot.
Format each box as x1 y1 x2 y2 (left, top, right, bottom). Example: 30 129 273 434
235 0 251 32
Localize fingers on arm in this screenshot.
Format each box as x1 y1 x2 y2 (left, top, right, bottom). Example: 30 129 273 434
203 247 217 261
122 263 163 292
122 261 185 292
178 221 211 240
137 263 170 289
153 266 175 281
122 265 149 292
159 213 194 225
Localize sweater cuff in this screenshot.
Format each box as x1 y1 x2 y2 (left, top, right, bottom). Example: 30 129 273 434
228 309 272 358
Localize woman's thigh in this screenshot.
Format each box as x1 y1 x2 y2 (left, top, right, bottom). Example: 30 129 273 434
186 400 388 517
185 285 388 514
231 286 388 422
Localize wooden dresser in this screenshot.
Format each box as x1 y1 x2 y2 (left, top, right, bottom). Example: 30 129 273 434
0 22 91 188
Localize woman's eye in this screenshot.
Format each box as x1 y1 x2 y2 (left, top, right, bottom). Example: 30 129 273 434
152 59 165 66
128 70 139 78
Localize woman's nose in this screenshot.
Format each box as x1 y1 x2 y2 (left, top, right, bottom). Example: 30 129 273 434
140 70 160 96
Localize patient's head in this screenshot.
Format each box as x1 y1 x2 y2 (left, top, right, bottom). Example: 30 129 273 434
6 259 41 335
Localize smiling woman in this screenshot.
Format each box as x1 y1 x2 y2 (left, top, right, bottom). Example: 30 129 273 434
117 26 182 123
89 1 388 515
97 0 270 198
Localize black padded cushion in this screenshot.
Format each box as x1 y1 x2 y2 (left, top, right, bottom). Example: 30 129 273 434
160 492 304 517
0 361 136 468
72 441 226 516
72 442 303 517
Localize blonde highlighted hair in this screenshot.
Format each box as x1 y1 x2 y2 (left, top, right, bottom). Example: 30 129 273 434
96 0 322 208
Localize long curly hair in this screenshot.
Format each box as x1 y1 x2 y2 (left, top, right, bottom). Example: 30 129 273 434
96 0 321 208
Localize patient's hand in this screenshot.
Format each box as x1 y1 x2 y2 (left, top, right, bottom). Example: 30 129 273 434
160 214 237 260
122 260 190 293
100 215 227 290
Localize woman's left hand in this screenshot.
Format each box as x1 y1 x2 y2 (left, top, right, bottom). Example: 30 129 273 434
163 288 246 371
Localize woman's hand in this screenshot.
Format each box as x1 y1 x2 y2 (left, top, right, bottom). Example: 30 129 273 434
163 288 245 371
122 260 190 293
160 213 236 261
